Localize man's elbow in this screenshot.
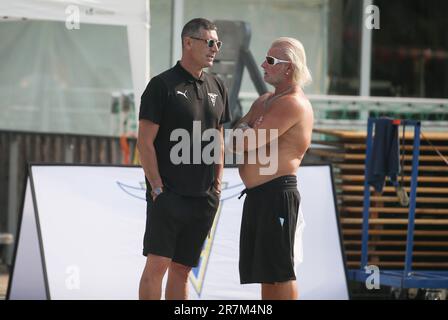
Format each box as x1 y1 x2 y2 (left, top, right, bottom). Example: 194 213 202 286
137 137 155 155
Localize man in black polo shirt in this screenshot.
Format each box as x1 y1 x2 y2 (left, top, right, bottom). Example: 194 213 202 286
137 18 231 300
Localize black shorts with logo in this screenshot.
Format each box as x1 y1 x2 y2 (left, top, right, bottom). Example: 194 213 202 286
143 187 220 267
239 175 300 284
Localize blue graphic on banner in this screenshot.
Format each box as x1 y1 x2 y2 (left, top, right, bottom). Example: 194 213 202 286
116 180 244 296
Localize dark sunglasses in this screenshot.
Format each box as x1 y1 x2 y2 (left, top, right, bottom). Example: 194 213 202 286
266 55 290 65
190 36 223 49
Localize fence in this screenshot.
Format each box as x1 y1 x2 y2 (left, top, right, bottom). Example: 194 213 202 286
0 130 137 264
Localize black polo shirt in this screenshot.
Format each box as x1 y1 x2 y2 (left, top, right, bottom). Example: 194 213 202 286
139 61 231 197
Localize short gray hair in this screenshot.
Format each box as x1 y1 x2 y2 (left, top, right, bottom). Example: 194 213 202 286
181 18 217 47
272 37 312 87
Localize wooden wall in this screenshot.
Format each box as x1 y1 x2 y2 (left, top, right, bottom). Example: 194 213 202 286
310 128 448 270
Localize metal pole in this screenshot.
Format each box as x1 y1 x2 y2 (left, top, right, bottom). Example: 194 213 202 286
361 118 374 268
7 134 19 265
360 0 373 99
64 136 75 163
321 0 329 94
404 121 421 277
170 0 184 67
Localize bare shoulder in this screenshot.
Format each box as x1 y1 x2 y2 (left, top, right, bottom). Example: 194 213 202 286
295 95 313 118
270 93 312 117
253 92 272 108
247 92 272 114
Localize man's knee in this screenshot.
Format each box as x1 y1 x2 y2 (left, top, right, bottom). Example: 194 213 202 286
143 254 171 278
169 261 192 278
262 280 295 289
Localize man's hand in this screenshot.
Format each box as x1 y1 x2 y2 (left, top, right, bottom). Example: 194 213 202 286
213 180 222 196
151 186 164 201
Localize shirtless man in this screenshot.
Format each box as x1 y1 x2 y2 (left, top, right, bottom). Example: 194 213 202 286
233 37 313 300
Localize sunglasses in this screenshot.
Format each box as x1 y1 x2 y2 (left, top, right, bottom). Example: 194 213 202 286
190 37 223 49
266 56 290 65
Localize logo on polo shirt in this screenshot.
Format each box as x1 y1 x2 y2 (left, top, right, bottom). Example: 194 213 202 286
207 93 218 107
176 90 188 99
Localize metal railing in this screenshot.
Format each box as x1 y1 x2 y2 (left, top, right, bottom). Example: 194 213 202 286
239 92 448 131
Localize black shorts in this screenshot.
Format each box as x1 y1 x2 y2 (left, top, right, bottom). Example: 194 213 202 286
143 187 220 267
239 175 301 284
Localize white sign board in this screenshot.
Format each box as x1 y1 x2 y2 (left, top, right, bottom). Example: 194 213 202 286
7 165 349 300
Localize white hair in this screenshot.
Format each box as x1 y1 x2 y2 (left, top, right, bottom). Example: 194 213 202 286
272 37 312 87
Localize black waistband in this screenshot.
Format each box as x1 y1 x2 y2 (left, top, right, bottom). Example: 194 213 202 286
238 175 297 199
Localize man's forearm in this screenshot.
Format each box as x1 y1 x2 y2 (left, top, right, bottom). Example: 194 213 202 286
214 127 224 192
138 142 163 190
214 154 224 191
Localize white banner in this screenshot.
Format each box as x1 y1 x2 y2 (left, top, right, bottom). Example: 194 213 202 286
8 165 348 300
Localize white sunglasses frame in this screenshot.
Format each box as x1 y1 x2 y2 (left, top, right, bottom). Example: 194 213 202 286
265 55 290 65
